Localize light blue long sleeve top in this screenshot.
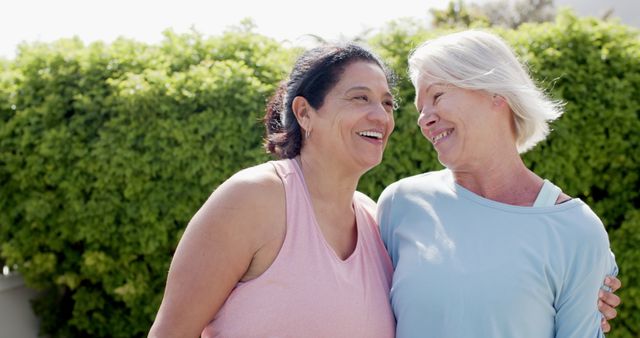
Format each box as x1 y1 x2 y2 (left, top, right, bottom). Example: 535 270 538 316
377 169 617 338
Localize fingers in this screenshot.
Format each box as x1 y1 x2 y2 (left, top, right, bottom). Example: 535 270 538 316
605 276 622 292
598 297 618 320
599 288 622 308
601 317 611 333
597 275 621 332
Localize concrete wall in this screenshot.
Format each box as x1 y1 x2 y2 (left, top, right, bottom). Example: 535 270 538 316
0 273 41 338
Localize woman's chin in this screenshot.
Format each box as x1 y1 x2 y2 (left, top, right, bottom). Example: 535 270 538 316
436 153 454 169
359 155 384 172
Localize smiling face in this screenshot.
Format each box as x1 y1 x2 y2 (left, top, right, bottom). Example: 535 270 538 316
414 76 506 171
306 61 395 172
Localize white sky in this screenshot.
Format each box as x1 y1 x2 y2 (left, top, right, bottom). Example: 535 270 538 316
0 0 485 58
2 0 636 59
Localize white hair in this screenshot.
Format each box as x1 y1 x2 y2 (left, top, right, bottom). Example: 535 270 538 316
408 30 563 153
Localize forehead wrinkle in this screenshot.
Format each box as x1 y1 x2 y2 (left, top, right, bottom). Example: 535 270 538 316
345 85 373 94
345 85 393 99
416 80 447 107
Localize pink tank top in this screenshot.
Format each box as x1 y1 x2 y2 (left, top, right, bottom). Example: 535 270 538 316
202 158 395 338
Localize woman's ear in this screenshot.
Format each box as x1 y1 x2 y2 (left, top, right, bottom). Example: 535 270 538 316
492 94 516 133
492 94 508 108
292 96 312 131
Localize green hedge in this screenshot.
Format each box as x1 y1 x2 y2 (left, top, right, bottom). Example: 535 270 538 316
0 29 294 337
0 12 638 338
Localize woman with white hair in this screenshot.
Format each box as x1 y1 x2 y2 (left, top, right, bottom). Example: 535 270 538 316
378 30 619 337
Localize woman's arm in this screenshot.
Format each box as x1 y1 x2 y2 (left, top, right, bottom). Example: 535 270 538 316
554 222 618 338
148 165 284 338
560 196 621 333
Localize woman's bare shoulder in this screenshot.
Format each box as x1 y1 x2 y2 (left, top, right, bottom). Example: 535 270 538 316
202 162 284 225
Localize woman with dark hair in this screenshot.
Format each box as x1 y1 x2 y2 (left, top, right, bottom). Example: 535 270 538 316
149 43 397 337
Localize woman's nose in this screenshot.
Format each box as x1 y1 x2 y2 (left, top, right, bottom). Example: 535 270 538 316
370 102 391 122
417 108 438 128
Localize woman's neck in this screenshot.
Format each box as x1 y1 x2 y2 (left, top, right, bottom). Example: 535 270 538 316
296 153 360 210
452 154 543 206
